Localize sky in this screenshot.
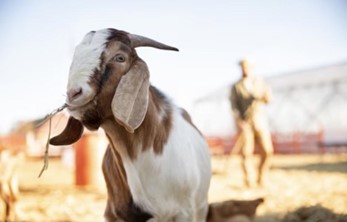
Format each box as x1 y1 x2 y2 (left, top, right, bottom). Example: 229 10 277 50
0 0 346 134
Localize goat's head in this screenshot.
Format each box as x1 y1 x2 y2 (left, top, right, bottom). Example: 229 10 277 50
50 28 178 146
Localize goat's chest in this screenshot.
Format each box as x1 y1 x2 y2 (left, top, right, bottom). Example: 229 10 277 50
121 114 211 218
122 145 197 218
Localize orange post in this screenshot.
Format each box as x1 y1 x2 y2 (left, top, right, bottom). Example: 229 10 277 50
73 132 100 187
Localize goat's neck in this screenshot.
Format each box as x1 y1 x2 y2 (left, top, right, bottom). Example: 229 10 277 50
101 118 138 159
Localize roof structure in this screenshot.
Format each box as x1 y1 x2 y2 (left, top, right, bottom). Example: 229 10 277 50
267 61 347 91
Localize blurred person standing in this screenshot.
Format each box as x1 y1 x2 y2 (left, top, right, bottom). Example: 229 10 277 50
229 59 273 187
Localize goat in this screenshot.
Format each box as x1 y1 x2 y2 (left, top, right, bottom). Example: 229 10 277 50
50 28 212 222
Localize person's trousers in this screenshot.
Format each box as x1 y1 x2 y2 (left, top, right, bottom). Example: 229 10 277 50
239 122 273 186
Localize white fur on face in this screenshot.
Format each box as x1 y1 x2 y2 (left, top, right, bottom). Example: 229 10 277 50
67 29 111 108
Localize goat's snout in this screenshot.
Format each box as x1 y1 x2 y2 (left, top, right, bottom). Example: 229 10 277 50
65 84 95 108
67 87 83 103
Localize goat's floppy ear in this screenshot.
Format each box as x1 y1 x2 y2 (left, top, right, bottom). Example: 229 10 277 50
111 59 150 133
50 116 84 145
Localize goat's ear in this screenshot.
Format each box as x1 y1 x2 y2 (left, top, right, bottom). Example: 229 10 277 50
111 59 150 133
49 116 84 145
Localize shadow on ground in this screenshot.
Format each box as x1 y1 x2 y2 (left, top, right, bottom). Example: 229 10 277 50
273 161 347 173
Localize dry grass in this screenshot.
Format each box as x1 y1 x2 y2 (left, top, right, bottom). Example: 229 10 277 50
210 154 347 221
9 154 347 221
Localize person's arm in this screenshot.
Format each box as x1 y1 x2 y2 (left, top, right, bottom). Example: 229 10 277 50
262 82 272 104
230 85 246 130
253 78 272 104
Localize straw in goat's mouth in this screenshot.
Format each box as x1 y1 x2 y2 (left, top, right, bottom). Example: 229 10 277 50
36 103 68 178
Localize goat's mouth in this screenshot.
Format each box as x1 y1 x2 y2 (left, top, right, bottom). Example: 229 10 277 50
66 96 95 108
66 100 103 130
66 98 96 120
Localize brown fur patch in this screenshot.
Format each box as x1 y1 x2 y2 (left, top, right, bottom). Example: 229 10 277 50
181 108 202 136
89 35 134 94
142 86 172 155
102 145 130 207
102 145 152 221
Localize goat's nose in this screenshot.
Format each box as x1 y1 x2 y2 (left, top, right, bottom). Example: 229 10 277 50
67 87 83 102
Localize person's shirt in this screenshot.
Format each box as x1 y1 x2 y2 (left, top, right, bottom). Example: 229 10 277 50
229 75 271 121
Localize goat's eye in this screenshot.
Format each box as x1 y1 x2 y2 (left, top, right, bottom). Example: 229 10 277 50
114 54 125 63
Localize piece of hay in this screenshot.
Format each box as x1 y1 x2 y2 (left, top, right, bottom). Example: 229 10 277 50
36 104 67 177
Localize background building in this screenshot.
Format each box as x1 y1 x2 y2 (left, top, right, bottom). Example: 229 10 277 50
193 62 347 154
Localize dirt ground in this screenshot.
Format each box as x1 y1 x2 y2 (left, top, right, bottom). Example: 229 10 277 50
8 154 347 221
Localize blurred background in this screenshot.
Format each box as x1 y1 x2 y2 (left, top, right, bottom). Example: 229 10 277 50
0 0 346 221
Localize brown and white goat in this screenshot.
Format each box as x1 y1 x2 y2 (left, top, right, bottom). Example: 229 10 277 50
50 28 212 222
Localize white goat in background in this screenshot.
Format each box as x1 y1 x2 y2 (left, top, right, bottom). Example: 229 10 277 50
50 28 211 222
